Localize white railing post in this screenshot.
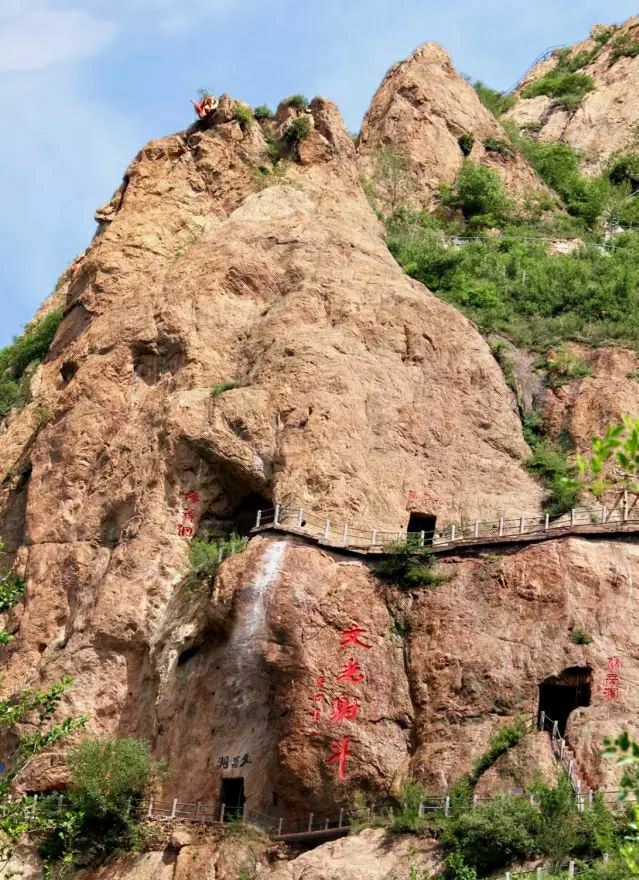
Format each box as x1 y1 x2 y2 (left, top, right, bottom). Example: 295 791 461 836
445 795 450 817
519 516 525 534
552 720 558 739
371 528 377 545
255 510 262 528
278 817 283 835
274 504 281 526
57 794 64 811
472 794 478 807
474 521 480 538
624 492 629 521
570 508 575 526
195 801 201 819
147 796 154 819
219 803 226 823
603 853 609 863
601 505 608 523
539 710 545 731
589 789 594 806
536 868 542 880
498 517 504 536
544 513 549 531
505 873 511 880
450 524 456 542
308 813 314 832
419 530 425 547
418 802 425 818
338 807 344 827
170 798 177 819
342 523 349 545
324 519 330 539
568 860 575 879
560 739 565 759
297 508 304 528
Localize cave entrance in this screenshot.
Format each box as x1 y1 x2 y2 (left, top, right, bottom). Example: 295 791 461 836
538 666 592 737
220 777 245 820
407 512 437 545
233 492 272 537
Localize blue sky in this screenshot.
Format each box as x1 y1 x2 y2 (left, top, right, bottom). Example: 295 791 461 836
1 0 637 347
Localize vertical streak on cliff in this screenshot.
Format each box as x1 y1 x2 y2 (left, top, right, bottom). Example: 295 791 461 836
227 539 287 711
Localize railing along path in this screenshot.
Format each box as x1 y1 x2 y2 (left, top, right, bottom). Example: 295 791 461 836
252 498 639 556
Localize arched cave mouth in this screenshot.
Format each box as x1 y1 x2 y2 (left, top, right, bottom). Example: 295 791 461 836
407 512 437 544
198 491 272 540
538 665 592 737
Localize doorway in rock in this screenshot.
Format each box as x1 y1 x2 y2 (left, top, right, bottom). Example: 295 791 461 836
233 492 272 537
407 512 437 544
220 777 245 820
538 666 592 737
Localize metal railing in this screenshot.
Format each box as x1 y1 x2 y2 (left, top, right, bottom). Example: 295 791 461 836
253 498 639 555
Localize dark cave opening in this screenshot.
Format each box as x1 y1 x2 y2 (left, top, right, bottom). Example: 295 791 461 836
407 512 437 544
220 777 245 819
538 666 592 737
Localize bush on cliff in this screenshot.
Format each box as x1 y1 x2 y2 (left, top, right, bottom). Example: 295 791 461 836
187 534 248 588
0 308 63 418
439 160 512 226
473 81 515 117
373 541 449 590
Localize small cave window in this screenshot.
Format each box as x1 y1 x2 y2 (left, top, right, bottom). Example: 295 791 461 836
232 492 272 537
538 665 592 737
220 777 245 820
407 512 437 544
177 644 201 667
60 361 78 385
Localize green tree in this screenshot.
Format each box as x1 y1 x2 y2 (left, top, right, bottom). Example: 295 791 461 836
440 161 512 225
577 416 639 498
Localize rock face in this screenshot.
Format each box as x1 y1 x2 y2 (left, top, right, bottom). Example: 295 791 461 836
407 536 639 792
358 43 546 209
507 16 639 166
0 91 541 816
3 30 639 880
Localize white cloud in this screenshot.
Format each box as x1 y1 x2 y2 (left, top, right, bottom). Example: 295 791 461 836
0 2 117 72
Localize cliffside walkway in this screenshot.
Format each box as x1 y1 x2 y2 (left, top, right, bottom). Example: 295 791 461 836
251 500 639 556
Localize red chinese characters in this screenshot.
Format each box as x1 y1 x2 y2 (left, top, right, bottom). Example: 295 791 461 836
329 696 360 722
405 489 444 510
340 624 372 650
177 491 200 537
326 736 352 780
336 658 365 684
604 656 621 701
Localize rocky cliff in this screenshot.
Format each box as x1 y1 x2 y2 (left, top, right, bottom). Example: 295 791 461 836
507 15 639 167
358 43 547 208
0 21 638 880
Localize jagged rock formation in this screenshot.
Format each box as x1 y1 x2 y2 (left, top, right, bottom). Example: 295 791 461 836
358 43 547 208
0 90 541 814
2 22 639 880
508 16 639 166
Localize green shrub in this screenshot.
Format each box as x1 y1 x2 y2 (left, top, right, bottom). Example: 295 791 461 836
234 104 254 131
570 628 593 645
211 380 242 397
282 94 309 111
387 779 432 834
522 70 595 110
263 130 282 163
187 534 248 587
473 81 516 117
608 154 639 190
525 439 580 517
521 120 543 133
543 345 593 389
0 631 13 646
610 32 639 63
458 133 475 156
373 541 449 590
482 136 515 157
469 718 528 783
0 308 64 418
446 852 478 880
254 105 273 120
283 115 312 145
442 795 541 873
440 160 512 225
0 572 24 612
57 737 163 864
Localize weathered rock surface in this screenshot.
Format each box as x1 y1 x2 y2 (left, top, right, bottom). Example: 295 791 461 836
542 346 639 457
508 17 639 167
408 536 639 792
358 43 547 209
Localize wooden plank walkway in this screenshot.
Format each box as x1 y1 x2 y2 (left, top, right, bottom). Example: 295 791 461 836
251 502 639 557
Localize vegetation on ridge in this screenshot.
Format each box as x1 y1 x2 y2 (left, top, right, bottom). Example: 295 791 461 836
0 308 63 418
